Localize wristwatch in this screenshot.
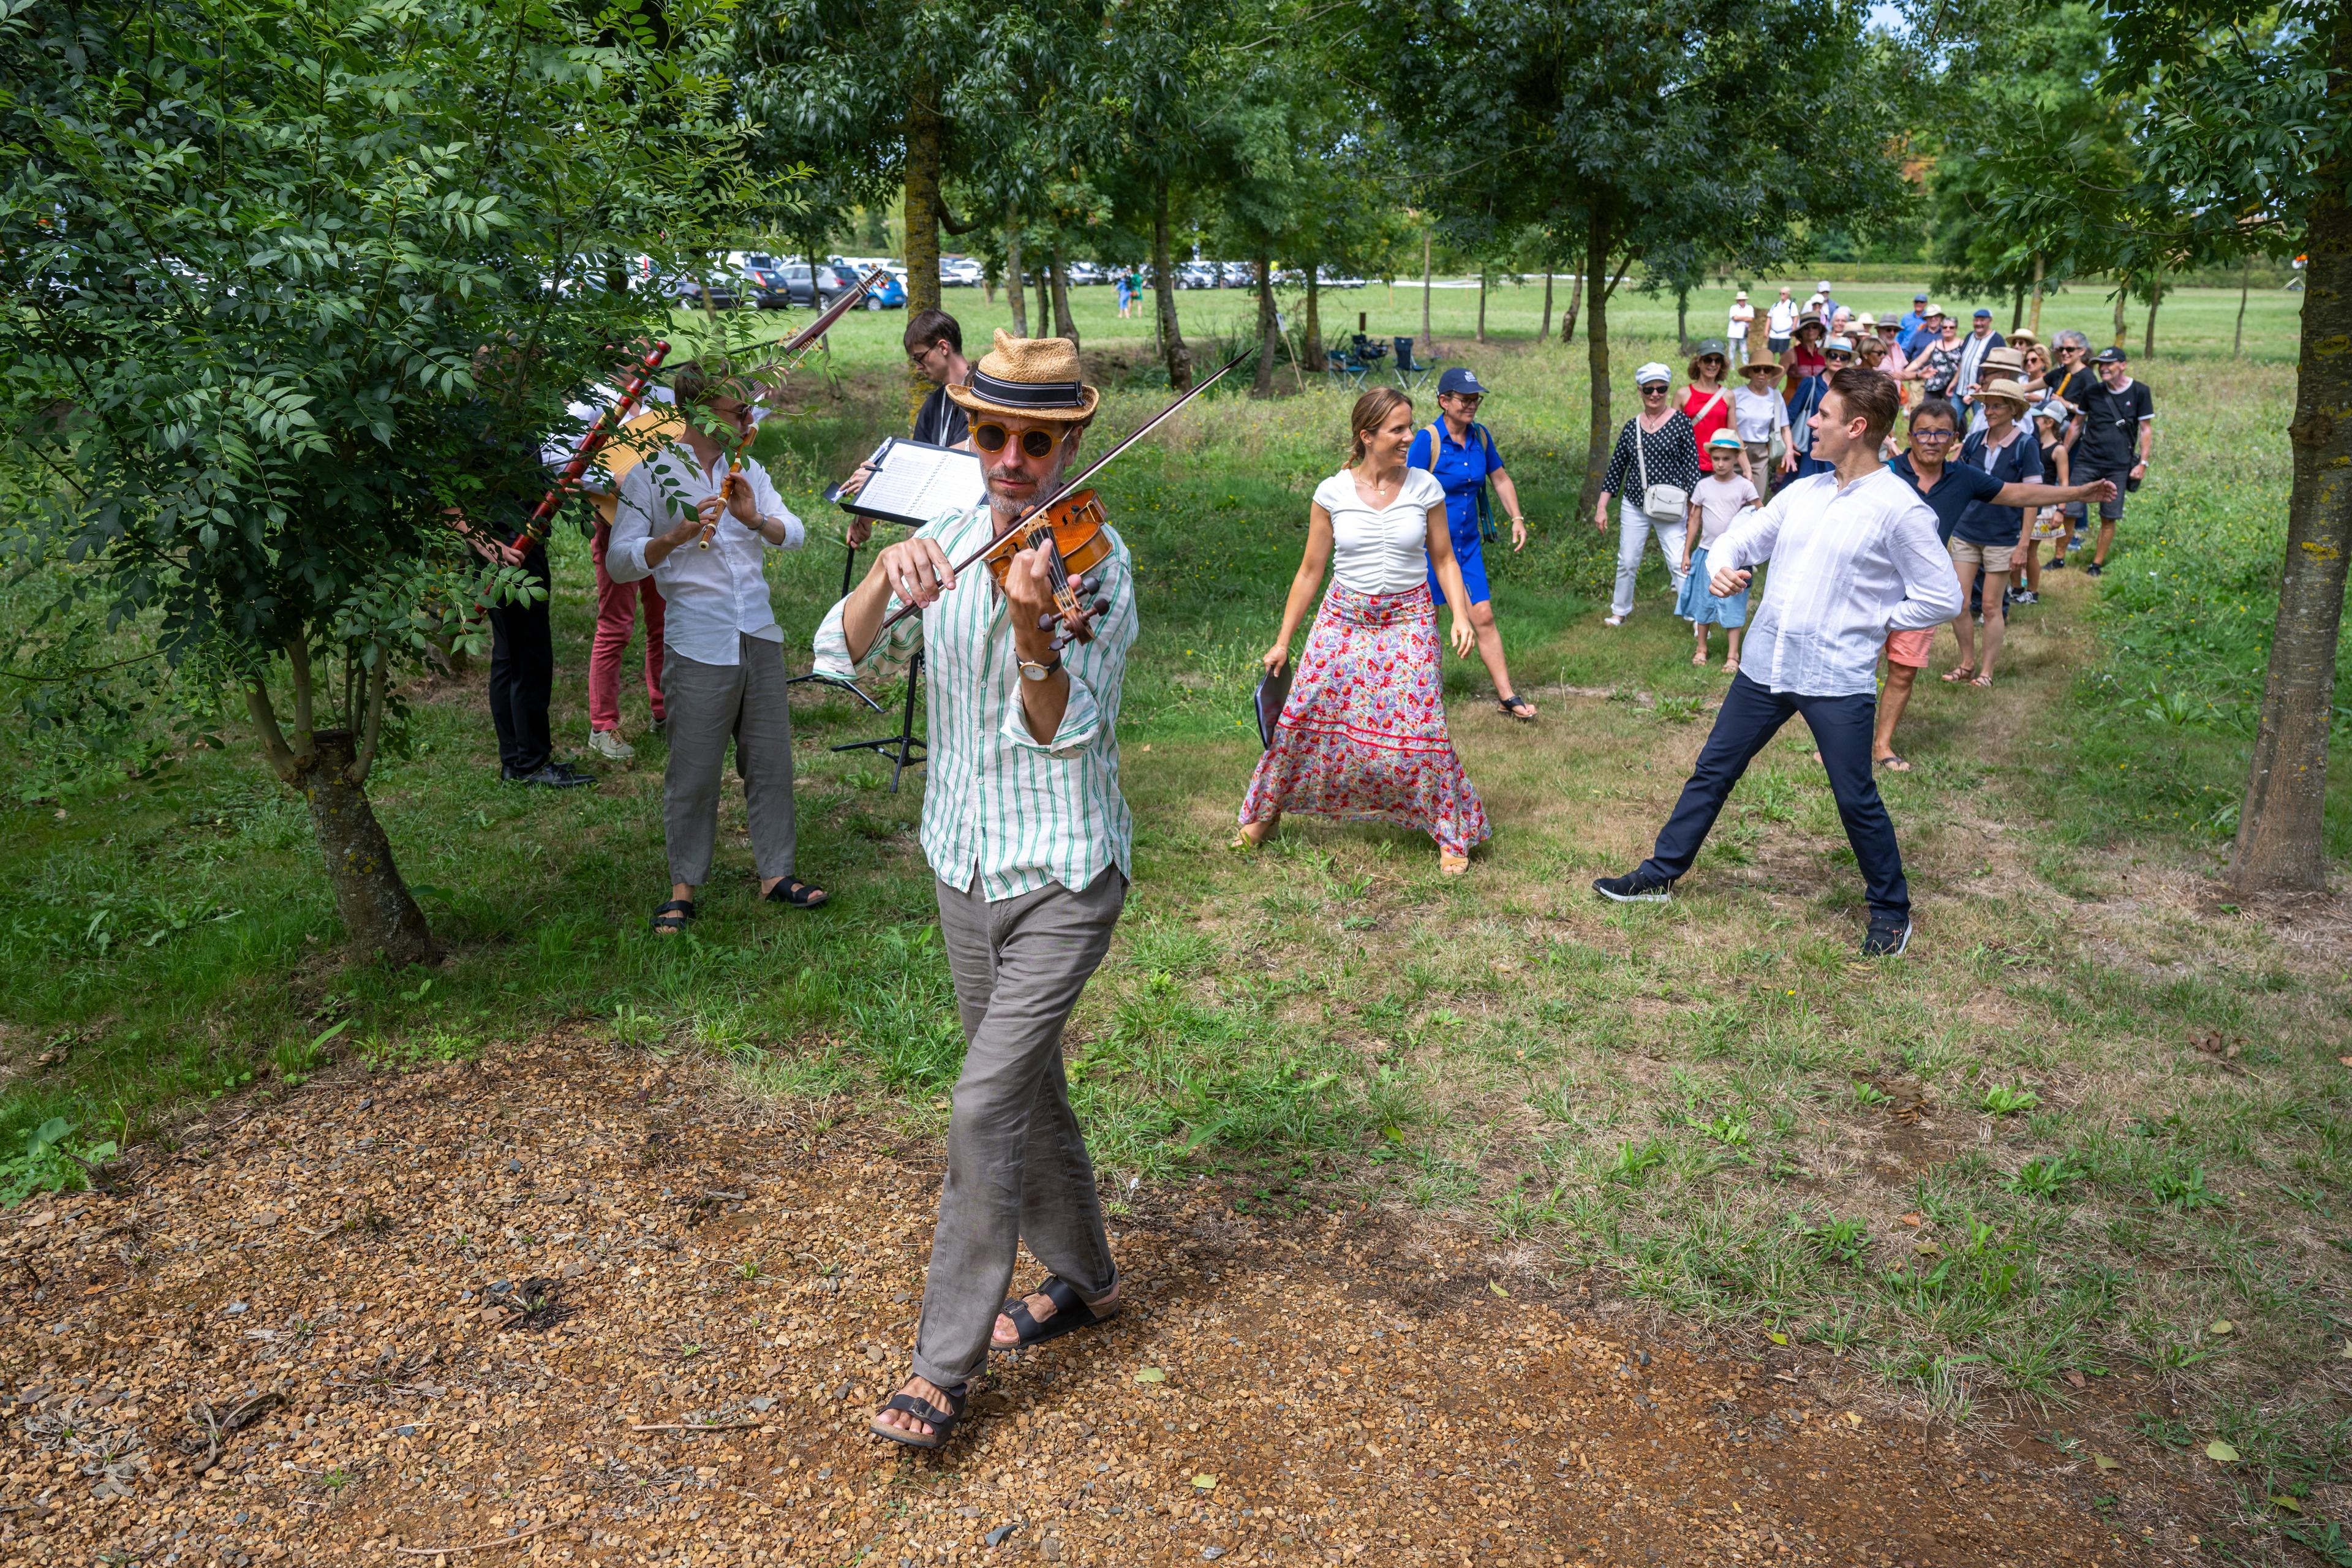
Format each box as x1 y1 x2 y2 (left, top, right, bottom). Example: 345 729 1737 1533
1019 655 1063 683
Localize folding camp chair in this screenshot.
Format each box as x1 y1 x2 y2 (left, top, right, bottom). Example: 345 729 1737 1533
1392 337 1434 392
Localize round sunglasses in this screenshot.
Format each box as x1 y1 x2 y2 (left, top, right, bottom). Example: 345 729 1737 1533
971 421 1059 458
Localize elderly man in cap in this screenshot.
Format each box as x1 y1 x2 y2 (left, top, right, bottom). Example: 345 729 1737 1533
1899 292 1931 339
1955 307 2006 418
1411 365 1538 719
817 331 1140 1450
1727 289 1756 359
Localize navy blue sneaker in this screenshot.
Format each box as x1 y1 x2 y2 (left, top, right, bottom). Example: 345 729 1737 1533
1861 913 1913 957
1593 869 1675 903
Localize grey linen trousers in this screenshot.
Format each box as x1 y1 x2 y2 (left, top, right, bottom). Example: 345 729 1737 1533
910 867 1126 1392
660 635 796 888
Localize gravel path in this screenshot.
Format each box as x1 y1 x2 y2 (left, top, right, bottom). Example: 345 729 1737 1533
2 1042 2198 1566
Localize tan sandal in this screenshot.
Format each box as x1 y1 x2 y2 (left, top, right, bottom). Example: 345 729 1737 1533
1940 665 1976 684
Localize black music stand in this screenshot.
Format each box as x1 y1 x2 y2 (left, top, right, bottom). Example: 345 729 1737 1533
787 535 885 715
831 648 925 792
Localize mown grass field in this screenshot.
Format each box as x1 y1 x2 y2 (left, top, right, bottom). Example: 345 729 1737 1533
5 273 2348 1542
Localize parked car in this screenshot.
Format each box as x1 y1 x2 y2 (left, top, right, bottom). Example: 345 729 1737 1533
1176 262 1217 290
766 261 853 307
1219 261 1254 288
669 274 741 311
850 270 907 309
940 257 986 288
1063 260 1104 285
735 258 794 309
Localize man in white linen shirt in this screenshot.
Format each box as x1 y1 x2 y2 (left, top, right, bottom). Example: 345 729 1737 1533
605 361 822 932
1592 368 1961 957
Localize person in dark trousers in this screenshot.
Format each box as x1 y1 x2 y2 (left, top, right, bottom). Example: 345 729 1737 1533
1592 369 1962 958
458 470 593 790
2073 346 2155 576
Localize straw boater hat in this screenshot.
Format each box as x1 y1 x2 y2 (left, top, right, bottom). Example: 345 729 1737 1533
946 330 1099 423
1976 378 2035 410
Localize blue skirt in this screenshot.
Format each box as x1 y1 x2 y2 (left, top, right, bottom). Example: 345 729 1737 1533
1676 545 1748 626
1428 530 1491 608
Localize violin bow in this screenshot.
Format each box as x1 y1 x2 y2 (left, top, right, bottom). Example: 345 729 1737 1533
506 339 671 551
872 346 1255 635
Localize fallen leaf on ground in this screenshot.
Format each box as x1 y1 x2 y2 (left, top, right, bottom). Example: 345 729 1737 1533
1767 1332 1787 1346
1134 1368 1166 1384
2205 1439 2240 1463
2062 1370 2087 1390
1193 1474 1218 1490
1488 1281 1509 1297
1898 1212 1923 1226
2208 1319 2233 1335
1845 1412 1863 1427
2272 1496 2302 1514
2092 1455 2120 1472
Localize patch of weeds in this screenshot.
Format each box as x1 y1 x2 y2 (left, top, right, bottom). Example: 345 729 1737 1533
1849 1080 1891 1109
2009 1155 2084 1199
1803 1214 1869 1265
1653 694 1703 724
1981 1084 2040 1117
2149 1164 2221 1211
1 1117 117 1207
1602 1138 1669 1186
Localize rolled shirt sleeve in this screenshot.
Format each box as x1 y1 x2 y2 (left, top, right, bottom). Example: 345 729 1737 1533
745 463 805 550
1883 504 1966 631
1001 543 1138 760
605 463 658 582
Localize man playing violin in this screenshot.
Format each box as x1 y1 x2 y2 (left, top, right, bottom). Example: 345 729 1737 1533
813 331 1137 1451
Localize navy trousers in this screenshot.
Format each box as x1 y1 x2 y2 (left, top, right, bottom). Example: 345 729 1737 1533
1638 671 1910 917
488 548 555 775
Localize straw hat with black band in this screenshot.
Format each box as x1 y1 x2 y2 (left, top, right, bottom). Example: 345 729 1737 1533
946 330 1101 424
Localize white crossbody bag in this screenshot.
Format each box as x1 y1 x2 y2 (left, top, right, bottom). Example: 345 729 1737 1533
1635 417 1691 525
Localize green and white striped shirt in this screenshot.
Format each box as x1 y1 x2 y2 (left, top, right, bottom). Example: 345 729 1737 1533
812 502 1137 902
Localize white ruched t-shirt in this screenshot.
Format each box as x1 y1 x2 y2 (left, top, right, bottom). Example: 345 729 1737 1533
1314 467 1445 595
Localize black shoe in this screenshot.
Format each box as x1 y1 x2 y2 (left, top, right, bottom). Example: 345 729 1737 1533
509 762 594 789
1593 868 1675 903
2046 557 2067 571
2084 562 2104 578
1861 913 1913 957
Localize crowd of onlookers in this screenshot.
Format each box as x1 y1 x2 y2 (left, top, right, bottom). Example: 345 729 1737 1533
1599 281 2154 752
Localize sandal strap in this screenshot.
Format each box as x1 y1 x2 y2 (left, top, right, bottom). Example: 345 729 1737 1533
654 899 696 917
1036 1276 1087 1318
881 1390 960 1426
1001 1300 1042 1338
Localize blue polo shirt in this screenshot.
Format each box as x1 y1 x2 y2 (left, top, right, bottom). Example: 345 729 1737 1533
1407 420 1505 548
1899 308 1927 336
1889 451 2007 544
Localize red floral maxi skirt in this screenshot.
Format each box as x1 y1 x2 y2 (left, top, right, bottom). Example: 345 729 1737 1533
1238 582 1491 858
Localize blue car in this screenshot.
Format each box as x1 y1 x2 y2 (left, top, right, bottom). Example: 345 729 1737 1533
854 270 906 311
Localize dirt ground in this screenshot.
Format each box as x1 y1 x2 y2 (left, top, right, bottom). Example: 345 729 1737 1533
4 1041 2215 1568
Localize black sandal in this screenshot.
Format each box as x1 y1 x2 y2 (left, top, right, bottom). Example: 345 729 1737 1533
763 878 828 908
1498 694 1537 722
996 1276 1119 1349
650 898 696 934
870 1379 968 1450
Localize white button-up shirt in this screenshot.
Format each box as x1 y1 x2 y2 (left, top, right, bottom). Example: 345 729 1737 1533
605 446 804 666
1708 465 1964 698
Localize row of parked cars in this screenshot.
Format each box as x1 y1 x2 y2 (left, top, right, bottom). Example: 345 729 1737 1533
659 252 1367 310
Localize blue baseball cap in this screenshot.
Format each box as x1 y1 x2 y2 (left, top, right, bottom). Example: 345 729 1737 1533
1973 307 1993 319
1437 367 1488 397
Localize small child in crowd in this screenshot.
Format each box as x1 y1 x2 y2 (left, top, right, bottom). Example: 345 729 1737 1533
1676 429 1761 671
2019 398 2073 596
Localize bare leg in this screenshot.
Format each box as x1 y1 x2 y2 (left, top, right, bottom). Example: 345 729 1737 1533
1724 627 1743 673
2021 538 2042 595
1875 664 1918 763
1948 561 1981 676
1467 601 1529 711
2094 518 2117 566
1692 625 1709 665
1976 571 2010 680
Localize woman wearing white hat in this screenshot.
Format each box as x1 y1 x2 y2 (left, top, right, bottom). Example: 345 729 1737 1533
1593 363 1701 626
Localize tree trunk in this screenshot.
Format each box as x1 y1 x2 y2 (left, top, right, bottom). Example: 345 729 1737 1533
1006 224 1028 336
903 88 943 317
2234 256 2250 358
1561 268 1583 344
1049 251 1077 347
1304 273 1325 372
1579 211 1616 519
1251 255 1280 398
1540 266 1554 340
1675 284 1689 354
2112 282 2128 349
903 85 943 421
2029 253 2046 336
2230 94 2352 892
2142 271 2162 360
1035 263 1051 345
296 729 437 965
1152 180 1193 391
1477 265 1489 344
1421 229 1433 345
2010 280 2025 334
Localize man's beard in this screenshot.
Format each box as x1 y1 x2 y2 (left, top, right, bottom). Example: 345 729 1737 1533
986 461 1068 529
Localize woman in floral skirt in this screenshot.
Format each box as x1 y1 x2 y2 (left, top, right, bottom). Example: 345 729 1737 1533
1234 386 1489 874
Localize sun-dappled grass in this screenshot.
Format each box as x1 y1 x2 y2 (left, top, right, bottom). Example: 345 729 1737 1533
2 278 2347 1488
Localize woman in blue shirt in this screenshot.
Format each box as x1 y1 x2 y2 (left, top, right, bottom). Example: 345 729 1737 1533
1409 367 1536 720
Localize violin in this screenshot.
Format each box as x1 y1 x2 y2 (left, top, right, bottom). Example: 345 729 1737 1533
987 488 1114 648
870 345 1255 644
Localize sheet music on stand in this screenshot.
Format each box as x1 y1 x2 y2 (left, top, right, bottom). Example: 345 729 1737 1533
839 437 986 528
